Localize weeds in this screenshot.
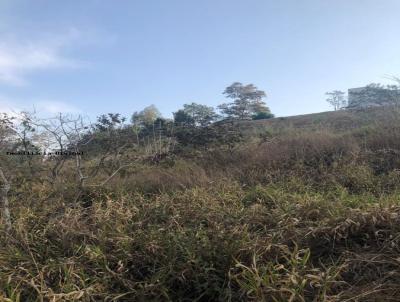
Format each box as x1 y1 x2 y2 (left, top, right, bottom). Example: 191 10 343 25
1 106 400 300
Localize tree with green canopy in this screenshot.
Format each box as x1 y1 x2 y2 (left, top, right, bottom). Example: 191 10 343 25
218 82 272 120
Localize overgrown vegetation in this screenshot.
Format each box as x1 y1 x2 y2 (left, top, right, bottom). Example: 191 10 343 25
1 105 400 301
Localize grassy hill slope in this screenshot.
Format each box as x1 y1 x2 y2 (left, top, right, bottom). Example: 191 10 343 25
239 105 400 136
2 106 400 301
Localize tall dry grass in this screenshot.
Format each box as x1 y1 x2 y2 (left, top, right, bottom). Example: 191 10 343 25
2 107 400 301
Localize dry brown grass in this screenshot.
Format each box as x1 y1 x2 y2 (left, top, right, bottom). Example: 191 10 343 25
2 106 400 301
3 185 400 301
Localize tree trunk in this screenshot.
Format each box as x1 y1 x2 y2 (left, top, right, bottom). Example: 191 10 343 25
0 168 11 233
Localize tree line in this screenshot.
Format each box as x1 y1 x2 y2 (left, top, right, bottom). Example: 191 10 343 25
130 82 273 130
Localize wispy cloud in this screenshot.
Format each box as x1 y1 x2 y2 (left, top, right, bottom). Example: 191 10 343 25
0 28 83 85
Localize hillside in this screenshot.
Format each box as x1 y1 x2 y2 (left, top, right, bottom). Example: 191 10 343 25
240 105 400 136
1 106 400 301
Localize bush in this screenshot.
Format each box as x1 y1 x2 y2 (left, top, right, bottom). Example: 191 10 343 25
252 111 275 120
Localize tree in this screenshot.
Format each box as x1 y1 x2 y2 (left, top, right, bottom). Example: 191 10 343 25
174 119 244 150
95 113 126 132
131 105 161 128
182 102 218 126
173 109 195 126
326 90 347 111
23 112 146 204
218 82 271 119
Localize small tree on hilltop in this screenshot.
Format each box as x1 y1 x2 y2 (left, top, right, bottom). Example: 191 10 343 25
131 105 161 128
182 102 218 126
174 102 218 127
218 82 271 120
326 90 347 111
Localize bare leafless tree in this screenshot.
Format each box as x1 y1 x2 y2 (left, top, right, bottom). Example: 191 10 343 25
0 110 176 216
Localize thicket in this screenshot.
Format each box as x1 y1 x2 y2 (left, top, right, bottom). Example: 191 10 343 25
1 106 400 301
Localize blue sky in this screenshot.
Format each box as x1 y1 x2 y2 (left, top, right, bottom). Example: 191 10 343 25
0 0 400 120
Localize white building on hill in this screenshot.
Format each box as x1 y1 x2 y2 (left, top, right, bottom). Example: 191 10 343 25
348 85 400 109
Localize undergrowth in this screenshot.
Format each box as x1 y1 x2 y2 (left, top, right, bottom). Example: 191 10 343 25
1 107 400 301
2 183 400 301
